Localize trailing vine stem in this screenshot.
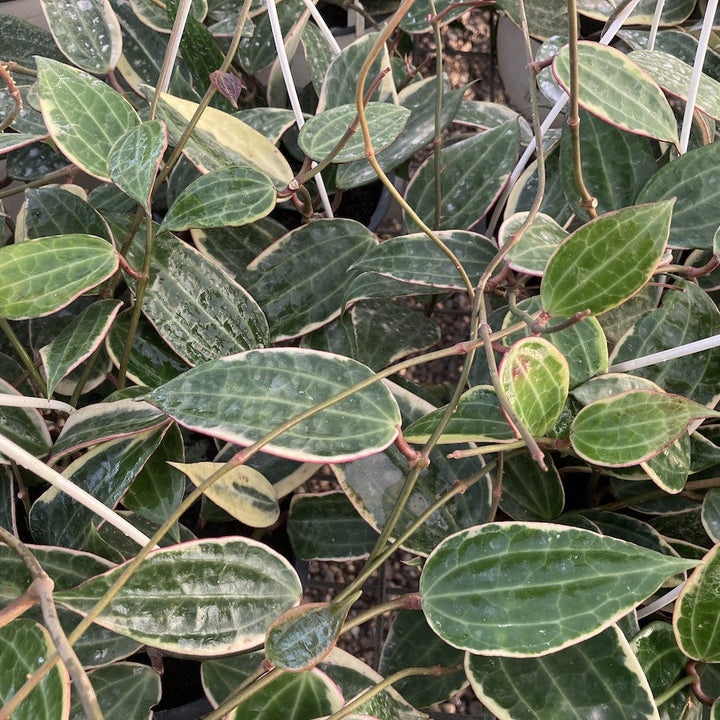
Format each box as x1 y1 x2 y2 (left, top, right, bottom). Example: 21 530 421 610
352 0 475 298
566 0 597 217
429 0 444 230
471 0 548 470
3 323 529 709
0 318 47 396
0 528 102 720
202 667 283 720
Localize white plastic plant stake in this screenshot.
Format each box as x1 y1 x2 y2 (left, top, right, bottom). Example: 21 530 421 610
610 334 720 373
266 0 335 218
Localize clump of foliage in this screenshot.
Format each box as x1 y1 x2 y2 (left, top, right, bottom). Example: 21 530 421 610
2 0 720 717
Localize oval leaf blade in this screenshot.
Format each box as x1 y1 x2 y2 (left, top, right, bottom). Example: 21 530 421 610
420 522 696 657
499 337 570 436
40 0 122 73
0 620 70 720
145 348 401 463
169 461 280 528
298 103 411 163
570 389 720 467
265 596 358 671
540 200 674 317
37 57 140 180
108 120 167 212
466 625 661 719
54 537 302 655
674 543 720 662
161 166 277 231
0 235 118 320
552 41 679 145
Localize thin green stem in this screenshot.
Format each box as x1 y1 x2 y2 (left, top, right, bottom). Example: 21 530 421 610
0 166 75 200
341 595 419 635
202 667 282 720
352 0 475 299
117 216 153 389
654 675 696 707
326 666 460 720
566 0 597 218
430 0 443 230
0 319 47 396
69 343 103 407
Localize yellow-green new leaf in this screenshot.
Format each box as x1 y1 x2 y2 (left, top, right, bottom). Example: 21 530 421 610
169 461 280 528
0 235 118 320
499 337 570 436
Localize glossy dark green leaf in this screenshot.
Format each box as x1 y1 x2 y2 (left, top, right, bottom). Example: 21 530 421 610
350 230 496 290
552 41 679 145
496 0 567 40
674 543 720 661
579 510 675 556
51 398 168 458
466 625 660 719
230 670 344 720
349 299 440 371
500 452 565 521
237 0 306 73
40 299 122 397
68 663 161 720
0 620 70 720
559 108 656 221
154 92 293 185
36 57 139 180
105 309 188 387
0 133 47 153
288 491 379 560
234 108 297 145
319 648 427 720
40 0 121 73
502 297 608 389
631 49 720 120
0 235 118 320
298 103 410 163
318 32 396 111
631 621 687 705
265 596 357 671
420 522 697 656
500 337 570 436
161 166 277 231
335 441 491 555
0 15 65 69
500 212 567 276
127 230 269 366
336 81 465 190
191 218 285 279
5 142 68 182
108 120 166 212
642 433 691 495
404 122 519 232
23 186 113 242
30 428 165 549
121 423 185 542
379 609 466 709
243 218 376 341
541 200 673 317
55 536 302 655
145 347 401 463
403 385 515 445
570 390 720 467
170 461 280 528
637 142 720 250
